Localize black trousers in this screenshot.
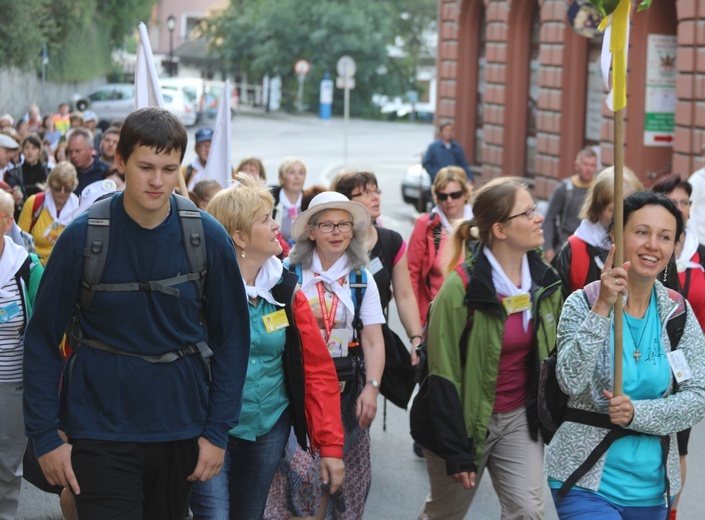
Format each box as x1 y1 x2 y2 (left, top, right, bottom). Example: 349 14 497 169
71 438 199 520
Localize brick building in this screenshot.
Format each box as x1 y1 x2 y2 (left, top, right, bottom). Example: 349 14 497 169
435 0 705 200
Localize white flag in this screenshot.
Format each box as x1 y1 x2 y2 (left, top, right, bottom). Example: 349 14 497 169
203 79 232 188
135 22 164 109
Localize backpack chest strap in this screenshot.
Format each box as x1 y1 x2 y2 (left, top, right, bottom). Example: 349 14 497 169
84 271 205 298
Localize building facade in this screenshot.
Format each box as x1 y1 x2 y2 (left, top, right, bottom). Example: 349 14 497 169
435 0 705 199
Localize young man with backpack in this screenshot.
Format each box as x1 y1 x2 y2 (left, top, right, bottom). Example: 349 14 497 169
22 107 251 520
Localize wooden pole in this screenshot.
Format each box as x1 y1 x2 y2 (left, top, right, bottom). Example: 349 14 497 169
613 108 625 397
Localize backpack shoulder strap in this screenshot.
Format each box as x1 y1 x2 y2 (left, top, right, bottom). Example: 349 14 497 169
174 195 207 302
29 192 45 233
665 289 687 351
567 235 590 293
78 196 112 311
375 226 396 271
14 256 32 329
430 213 443 253
349 268 367 338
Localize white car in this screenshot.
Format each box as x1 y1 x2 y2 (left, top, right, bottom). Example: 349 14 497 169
401 163 433 212
82 84 197 127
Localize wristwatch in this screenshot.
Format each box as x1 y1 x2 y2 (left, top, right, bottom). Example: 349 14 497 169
366 379 380 389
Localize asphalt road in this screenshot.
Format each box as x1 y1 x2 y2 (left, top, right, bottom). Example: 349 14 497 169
17 111 705 519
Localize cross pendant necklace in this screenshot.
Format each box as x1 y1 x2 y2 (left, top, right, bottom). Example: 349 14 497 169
625 312 648 366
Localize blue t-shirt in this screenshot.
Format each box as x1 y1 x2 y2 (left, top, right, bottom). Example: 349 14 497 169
230 297 288 441
549 288 670 506
23 193 251 456
599 289 670 506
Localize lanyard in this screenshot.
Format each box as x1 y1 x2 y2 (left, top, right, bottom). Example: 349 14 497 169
315 276 344 344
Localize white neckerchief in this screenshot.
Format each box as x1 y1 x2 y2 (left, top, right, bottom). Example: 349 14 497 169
483 248 532 332
301 252 354 316
677 230 703 273
245 256 285 307
434 204 473 233
573 219 611 249
280 191 302 210
0 236 28 298
42 189 79 237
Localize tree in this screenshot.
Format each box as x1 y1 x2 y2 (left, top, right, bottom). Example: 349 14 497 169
0 0 52 69
208 0 436 115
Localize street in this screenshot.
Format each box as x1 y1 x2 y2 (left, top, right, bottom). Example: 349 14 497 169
16 112 705 519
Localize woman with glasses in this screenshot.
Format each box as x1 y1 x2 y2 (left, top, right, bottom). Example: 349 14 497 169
332 170 424 376
552 167 643 298
18 161 78 265
409 166 473 326
417 177 562 519
652 174 705 520
265 191 385 519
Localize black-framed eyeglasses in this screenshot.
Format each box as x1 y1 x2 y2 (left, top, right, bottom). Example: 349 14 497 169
314 221 353 233
351 188 382 199
436 190 464 201
504 204 538 222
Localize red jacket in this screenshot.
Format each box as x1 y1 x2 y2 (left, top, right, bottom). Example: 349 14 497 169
408 212 445 326
274 271 344 459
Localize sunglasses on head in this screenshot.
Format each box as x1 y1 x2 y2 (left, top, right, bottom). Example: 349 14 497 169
436 190 464 201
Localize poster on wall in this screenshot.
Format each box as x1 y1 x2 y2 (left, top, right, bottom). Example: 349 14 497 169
643 34 677 147
585 54 603 142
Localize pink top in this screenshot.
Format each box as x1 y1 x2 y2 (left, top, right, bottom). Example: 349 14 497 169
493 296 533 413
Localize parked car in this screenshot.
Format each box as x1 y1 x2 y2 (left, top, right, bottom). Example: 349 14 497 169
82 83 197 127
160 77 206 120
203 80 239 118
401 163 433 212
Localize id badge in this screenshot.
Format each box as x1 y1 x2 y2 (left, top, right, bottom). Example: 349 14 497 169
667 350 693 383
369 257 384 275
502 293 531 315
0 302 21 324
325 328 352 358
262 309 289 332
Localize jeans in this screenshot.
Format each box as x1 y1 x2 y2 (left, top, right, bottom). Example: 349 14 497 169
190 408 290 520
551 489 668 520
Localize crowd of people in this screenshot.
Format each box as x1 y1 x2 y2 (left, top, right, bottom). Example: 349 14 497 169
1 104 705 520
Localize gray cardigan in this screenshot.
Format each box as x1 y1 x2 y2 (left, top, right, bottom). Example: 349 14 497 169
545 281 705 495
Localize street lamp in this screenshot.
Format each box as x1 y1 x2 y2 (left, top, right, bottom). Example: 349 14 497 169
167 15 176 77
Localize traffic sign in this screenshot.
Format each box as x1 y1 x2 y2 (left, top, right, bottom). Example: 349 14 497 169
294 59 310 76
336 77 355 90
336 55 356 78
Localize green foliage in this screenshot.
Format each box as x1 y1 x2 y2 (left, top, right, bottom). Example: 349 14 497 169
585 0 653 16
0 0 157 80
0 0 52 69
209 0 436 115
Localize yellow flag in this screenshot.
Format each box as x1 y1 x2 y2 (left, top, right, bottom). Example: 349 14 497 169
610 0 631 111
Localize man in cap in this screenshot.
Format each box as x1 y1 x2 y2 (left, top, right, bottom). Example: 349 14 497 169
182 127 213 190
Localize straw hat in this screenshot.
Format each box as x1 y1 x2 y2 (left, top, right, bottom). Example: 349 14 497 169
290 191 370 242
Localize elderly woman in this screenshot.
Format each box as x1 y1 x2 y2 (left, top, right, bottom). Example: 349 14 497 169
188 175 344 520
552 166 643 298
417 177 561 519
332 170 423 404
408 166 473 326
18 161 78 264
271 156 307 245
0 190 43 519
265 191 386 519
546 192 705 519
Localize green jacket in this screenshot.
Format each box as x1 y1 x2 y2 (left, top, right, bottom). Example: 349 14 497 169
426 244 562 474
19 252 43 322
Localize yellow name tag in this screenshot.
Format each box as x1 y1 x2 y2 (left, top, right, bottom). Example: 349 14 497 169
502 293 531 315
262 309 289 332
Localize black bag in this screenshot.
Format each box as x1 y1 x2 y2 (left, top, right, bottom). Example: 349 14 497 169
379 323 417 409
22 439 63 495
